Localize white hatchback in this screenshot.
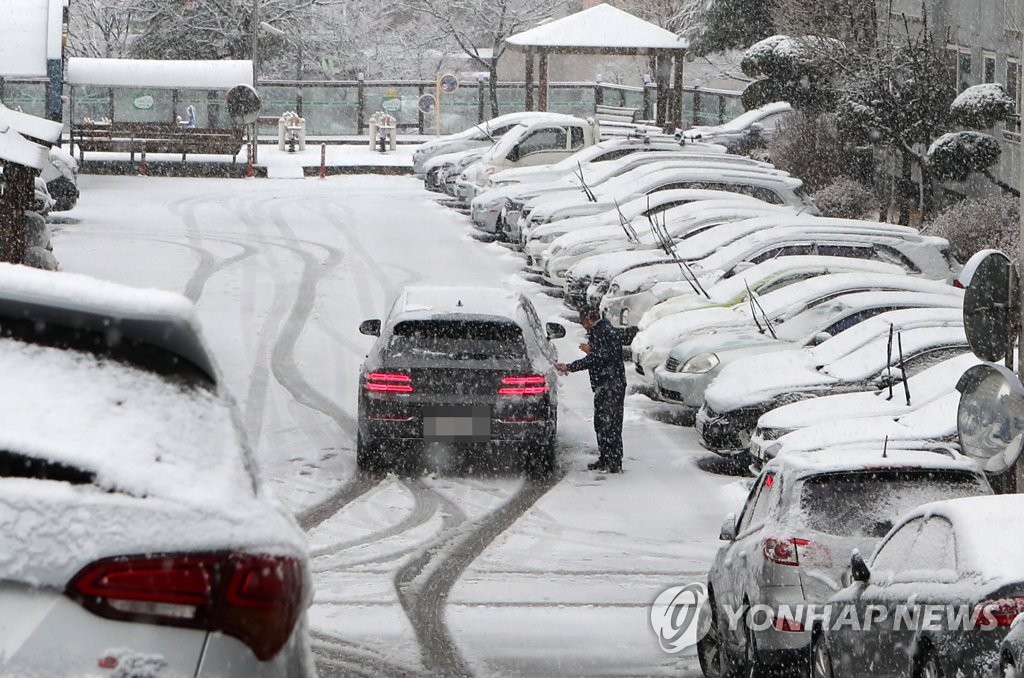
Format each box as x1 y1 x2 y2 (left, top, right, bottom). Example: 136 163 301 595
0 265 312 677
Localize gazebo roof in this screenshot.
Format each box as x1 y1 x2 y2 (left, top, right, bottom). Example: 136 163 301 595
506 4 688 55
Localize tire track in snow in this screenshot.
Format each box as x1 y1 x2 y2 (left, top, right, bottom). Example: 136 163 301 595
311 630 424 677
393 472 564 677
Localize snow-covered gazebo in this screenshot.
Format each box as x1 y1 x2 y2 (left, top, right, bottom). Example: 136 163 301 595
505 4 689 129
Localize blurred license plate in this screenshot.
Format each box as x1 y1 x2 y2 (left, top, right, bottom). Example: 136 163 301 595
423 406 490 442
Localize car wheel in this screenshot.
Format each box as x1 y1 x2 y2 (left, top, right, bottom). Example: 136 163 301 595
356 433 386 474
1001 651 1017 678
810 631 833 678
697 594 726 677
525 437 556 479
914 646 943 678
742 604 765 678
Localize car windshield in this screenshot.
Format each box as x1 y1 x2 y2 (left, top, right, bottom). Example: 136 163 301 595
387 319 526 360
798 469 988 538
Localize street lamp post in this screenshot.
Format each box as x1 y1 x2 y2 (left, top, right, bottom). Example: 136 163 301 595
251 0 259 85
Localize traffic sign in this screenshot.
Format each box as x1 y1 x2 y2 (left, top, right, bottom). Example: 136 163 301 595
957 362 1024 474
962 249 1019 362
417 94 437 114
439 74 459 94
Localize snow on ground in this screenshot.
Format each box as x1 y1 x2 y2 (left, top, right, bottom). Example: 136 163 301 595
55 172 746 676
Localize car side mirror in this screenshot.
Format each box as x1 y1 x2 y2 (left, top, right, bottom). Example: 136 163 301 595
850 551 871 583
359 319 381 336
507 146 521 162
546 322 566 340
719 513 737 541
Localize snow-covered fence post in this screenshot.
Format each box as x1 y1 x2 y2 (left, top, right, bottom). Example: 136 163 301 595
356 72 365 133
139 148 147 176
594 74 604 108
642 74 653 121
320 143 326 179
477 75 486 125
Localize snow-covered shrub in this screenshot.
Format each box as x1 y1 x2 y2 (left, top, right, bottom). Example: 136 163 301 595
927 131 1002 182
811 176 878 218
950 83 1016 130
926 195 1020 267
767 111 863 191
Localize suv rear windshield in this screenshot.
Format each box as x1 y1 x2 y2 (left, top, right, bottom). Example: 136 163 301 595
799 469 988 538
387 320 526 361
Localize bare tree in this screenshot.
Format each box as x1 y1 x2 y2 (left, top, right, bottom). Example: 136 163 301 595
399 0 568 116
68 0 140 58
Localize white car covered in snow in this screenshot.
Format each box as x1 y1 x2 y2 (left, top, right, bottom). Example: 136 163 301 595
538 199 793 281
0 264 312 676
412 111 556 175
653 287 963 411
695 308 969 454
749 351 980 461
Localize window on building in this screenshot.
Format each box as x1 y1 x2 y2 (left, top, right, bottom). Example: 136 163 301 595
946 45 972 93
1008 58 1021 138
984 52 997 83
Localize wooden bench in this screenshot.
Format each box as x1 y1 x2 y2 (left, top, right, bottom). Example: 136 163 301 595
72 122 245 162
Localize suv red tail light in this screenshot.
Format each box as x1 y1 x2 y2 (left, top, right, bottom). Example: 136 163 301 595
499 375 548 395
974 597 1024 627
365 372 413 393
67 552 304 661
762 538 832 568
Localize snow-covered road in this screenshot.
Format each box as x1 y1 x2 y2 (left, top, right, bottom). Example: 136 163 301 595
55 174 750 677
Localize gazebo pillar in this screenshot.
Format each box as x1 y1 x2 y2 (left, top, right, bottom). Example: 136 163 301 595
671 53 685 132
538 53 549 112
524 51 535 111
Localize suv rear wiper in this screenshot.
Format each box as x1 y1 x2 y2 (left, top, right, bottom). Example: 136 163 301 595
0 450 96 485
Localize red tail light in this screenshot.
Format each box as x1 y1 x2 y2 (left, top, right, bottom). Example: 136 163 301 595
499 375 548 396
762 538 832 568
772 616 805 632
365 372 413 393
974 597 1024 627
67 552 304 661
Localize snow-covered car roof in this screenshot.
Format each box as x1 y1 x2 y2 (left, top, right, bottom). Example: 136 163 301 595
0 263 215 379
892 494 1024 583
764 446 981 477
636 256 910 329
758 352 980 432
391 286 525 323
684 101 793 138
418 111 563 150
566 214 930 282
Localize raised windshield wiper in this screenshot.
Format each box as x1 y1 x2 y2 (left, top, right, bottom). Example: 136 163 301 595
0 450 96 485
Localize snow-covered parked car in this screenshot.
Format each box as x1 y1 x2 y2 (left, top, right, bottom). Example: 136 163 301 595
0 264 313 676
423 147 488 193
412 111 555 175
42 146 80 212
819 494 1024 677
563 216 953 314
632 256 910 331
523 188 770 270
471 149 754 236
749 351 980 461
653 287 963 411
699 447 991 677
539 199 792 282
1000 613 1024 677
516 164 812 239
682 101 792 151
695 308 969 454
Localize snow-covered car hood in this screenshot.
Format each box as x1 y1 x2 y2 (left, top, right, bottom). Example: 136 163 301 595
704 324 968 412
665 328 793 364
565 249 672 281
768 391 961 459
423 147 487 173
757 352 979 432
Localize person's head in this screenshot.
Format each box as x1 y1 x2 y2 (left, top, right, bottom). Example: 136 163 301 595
579 307 601 330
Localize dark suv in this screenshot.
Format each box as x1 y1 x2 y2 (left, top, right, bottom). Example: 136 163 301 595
357 286 565 475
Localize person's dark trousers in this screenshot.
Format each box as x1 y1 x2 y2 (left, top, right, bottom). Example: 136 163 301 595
594 381 625 468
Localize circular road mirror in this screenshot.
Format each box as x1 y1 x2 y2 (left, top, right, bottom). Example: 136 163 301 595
956 362 1024 475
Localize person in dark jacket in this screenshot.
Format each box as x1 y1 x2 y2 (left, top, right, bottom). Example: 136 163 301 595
556 307 627 473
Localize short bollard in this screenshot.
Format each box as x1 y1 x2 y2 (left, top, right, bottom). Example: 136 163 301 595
139 149 148 176
320 144 327 179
